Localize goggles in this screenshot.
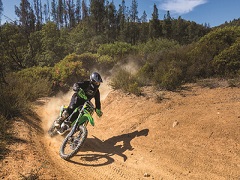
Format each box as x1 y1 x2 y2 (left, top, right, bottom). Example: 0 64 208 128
92 81 101 86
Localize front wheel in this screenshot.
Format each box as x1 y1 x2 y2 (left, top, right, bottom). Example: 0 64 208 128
59 125 88 160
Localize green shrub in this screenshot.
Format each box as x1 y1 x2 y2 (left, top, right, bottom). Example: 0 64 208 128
127 82 142 96
52 53 86 85
152 62 183 91
97 55 115 73
137 62 154 86
159 67 183 90
0 114 10 160
188 26 240 78
137 38 180 57
16 68 52 101
0 68 52 118
227 76 240 87
137 44 187 90
213 38 240 76
97 42 136 61
78 52 99 71
17 66 52 81
0 82 29 118
110 69 142 96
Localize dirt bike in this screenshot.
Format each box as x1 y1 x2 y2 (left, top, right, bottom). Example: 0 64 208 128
48 100 95 160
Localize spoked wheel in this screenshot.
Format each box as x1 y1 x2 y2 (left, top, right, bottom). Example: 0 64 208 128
48 120 58 137
59 125 88 160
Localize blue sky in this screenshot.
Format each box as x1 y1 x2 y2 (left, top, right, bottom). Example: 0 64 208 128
1 0 240 27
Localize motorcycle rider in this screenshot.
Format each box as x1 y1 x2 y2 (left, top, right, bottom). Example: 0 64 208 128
54 72 103 133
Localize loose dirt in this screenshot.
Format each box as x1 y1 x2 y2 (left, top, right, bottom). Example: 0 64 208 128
1 83 240 180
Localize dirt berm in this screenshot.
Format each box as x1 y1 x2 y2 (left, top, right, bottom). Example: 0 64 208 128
1 83 240 180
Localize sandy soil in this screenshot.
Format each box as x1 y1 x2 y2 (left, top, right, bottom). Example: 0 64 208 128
1 83 240 180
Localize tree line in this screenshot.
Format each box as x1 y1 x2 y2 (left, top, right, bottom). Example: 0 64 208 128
0 0 211 76
0 0 210 43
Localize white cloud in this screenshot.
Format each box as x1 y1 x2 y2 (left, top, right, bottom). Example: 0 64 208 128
158 0 208 14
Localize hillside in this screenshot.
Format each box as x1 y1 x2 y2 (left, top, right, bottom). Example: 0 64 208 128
1 83 240 180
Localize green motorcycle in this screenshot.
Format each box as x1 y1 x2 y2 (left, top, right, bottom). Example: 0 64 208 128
48 100 95 160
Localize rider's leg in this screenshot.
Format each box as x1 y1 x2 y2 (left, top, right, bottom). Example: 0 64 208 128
54 110 69 128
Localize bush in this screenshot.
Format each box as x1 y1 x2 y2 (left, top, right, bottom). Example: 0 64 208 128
213 38 240 76
0 114 10 160
52 53 86 86
97 42 136 61
1 72 52 117
110 69 142 96
188 26 240 78
159 67 183 90
152 60 183 91
137 44 188 90
0 68 53 118
16 68 52 101
0 82 29 118
0 67 53 160
137 38 180 57
78 52 99 71
17 66 52 81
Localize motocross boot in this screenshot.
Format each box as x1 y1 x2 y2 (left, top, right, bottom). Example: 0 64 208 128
54 110 69 128
58 123 70 135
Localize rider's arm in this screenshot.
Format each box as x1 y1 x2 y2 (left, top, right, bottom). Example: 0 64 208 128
94 89 101 110
68 93 79 114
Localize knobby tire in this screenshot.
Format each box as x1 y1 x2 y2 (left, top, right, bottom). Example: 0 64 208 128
48 120 58 137
59 125 88 160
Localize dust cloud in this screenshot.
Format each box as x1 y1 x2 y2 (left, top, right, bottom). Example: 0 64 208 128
120 59 140 75
39 90 74 146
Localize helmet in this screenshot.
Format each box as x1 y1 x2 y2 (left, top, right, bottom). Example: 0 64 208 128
90 72 103 86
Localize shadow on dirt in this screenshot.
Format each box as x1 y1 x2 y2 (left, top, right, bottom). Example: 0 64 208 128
21 111 44 135
68 129 149 166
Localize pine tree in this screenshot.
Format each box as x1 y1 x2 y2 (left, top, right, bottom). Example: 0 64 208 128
149 3 162 39
82 0 88 21
163 10 172 39
117 0 126 39
139 11 149 42
0 0 3 25
76 0 81 23
129 0 139 44
33 0 42 30
57 0 64 27
140 11 147 23
43 0 50 22
173 16 187 44
105 1 117 42
51 0 57 23
130 0 138 23
90 0 105 33
66 0 76 28
63 0 67 27
15 0 36 34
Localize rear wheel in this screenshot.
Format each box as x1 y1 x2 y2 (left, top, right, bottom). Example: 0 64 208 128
48 120 58 137
59 125 88 160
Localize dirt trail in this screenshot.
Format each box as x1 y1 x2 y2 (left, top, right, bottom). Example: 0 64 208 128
1 84 240 180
